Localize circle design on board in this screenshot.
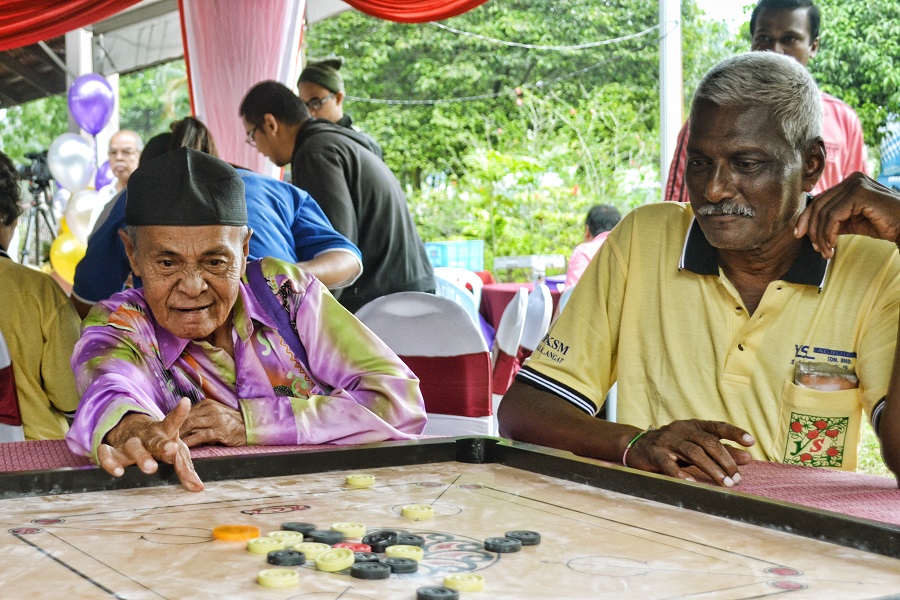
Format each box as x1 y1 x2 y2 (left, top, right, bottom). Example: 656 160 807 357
765 566 803 577
567 556 650 577
769 580 807 590
417 482 444 488
391 502 460 518
364 528 498 577
140 527 213 545
9 527 42 535
242 504 311 515
32 518 64 525
457 484 483 490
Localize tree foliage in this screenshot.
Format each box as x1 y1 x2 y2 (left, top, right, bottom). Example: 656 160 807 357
305 0 732 259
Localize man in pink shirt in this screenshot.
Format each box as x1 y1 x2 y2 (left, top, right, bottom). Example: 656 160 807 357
665 0 866 202
564 204 621 288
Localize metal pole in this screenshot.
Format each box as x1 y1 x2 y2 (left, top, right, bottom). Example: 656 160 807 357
659 0 683 200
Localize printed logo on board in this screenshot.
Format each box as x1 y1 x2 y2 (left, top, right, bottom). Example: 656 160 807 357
783 412 848 467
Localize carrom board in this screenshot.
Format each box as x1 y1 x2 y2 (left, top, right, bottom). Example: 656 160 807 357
1 437 898 599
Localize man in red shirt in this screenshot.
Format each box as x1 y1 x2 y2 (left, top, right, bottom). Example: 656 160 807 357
665 0 866 202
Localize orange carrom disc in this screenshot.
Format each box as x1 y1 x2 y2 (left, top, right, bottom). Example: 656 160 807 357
213 525 261 541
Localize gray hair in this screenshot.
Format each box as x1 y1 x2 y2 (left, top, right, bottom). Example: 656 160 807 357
692 52 822 152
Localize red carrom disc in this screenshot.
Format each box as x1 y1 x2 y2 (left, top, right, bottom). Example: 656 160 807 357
333 542 372 552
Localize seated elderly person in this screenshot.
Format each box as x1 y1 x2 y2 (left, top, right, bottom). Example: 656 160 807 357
66 148 426 491
71 117 362 319
499 52 900 486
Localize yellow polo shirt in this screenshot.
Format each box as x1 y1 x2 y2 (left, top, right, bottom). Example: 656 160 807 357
518 202 900 470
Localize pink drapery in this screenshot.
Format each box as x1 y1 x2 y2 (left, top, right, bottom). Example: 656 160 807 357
0 0 141 52
178 0 305 175
343 0 489 23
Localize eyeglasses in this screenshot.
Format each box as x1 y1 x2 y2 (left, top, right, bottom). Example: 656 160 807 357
304 92 335 112
245 125 259 147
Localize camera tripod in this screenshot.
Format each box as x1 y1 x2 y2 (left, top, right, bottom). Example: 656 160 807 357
18 182 57 267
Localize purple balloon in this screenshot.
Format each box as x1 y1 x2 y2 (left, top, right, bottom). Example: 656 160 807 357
68 74 115 136
94 160 113 190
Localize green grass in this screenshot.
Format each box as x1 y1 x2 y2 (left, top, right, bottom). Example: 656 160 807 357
857 420 892 477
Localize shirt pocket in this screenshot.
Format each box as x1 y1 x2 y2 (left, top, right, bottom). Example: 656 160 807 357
775 380 861 470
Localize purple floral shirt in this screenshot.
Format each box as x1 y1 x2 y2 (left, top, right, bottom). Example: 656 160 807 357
66 258 426 461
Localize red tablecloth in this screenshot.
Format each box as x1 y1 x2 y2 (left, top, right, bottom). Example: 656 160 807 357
2 440 896 526
480 282 562 330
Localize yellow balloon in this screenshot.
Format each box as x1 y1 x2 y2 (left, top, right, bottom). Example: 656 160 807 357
58 216 71 234
49 232 86 285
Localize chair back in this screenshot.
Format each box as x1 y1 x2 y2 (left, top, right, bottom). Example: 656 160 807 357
433 274 480 327
556 285 575 318
356 292 495 436
520 284 552 354
491 288 527 396
0 330 24 442
434 266 484 306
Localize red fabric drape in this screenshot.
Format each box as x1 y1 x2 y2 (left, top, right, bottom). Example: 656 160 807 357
0 0 141 52
343 0 488 23
400 353 492 417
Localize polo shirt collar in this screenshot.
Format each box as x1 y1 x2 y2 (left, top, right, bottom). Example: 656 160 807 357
155 281 280 368
678 217 830 289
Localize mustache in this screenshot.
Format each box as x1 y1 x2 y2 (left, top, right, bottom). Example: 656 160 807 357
696 203 756 218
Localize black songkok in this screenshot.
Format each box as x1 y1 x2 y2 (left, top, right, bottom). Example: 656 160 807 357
125 147 246 227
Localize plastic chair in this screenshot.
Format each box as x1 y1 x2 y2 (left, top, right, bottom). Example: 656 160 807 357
490 288 528 429
356 292 495 436
0 330 24 442
520 284 552 357
434 266 484 308
555 285 575 319
434 274 481 328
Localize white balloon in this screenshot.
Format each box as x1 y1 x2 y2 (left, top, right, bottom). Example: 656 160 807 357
64 189 106 245
47 133 96 193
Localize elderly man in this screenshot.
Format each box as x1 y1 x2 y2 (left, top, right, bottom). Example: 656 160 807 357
297 57 383 159
240 81 435 313
71 118 362 319
100 130 143 201
499 52 900 486
66 148 427 491
665 0 866 202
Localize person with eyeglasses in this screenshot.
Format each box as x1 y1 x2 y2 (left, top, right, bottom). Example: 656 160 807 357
240 81 434 314
100 130 144 202
297 57 384 160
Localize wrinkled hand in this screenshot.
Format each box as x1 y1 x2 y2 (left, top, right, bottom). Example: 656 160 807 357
624 419 755 487
98 397 204 492
795 172 900 259
179 398 247 448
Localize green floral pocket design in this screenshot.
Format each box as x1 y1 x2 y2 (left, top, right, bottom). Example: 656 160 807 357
784 412 848 467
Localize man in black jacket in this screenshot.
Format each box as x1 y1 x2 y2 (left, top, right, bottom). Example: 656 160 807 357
239 81 434 313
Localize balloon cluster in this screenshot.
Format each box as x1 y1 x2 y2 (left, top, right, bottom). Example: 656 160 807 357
47 74 115 284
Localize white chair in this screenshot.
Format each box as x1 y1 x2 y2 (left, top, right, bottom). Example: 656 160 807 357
555 285 575 319
520 283 552 356
356 292 495 436
434 274 481 328
434 266 484 308
490 287 528 426
0 330 24 442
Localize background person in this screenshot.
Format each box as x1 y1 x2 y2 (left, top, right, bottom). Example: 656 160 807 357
99 130 143 202
564 204 621 289
240 81 435 313
66 148 426 491
0 150 80 439
664 0 866 202
297 57 383 159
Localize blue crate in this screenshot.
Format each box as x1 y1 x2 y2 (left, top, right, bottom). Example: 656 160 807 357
424 240 484 271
